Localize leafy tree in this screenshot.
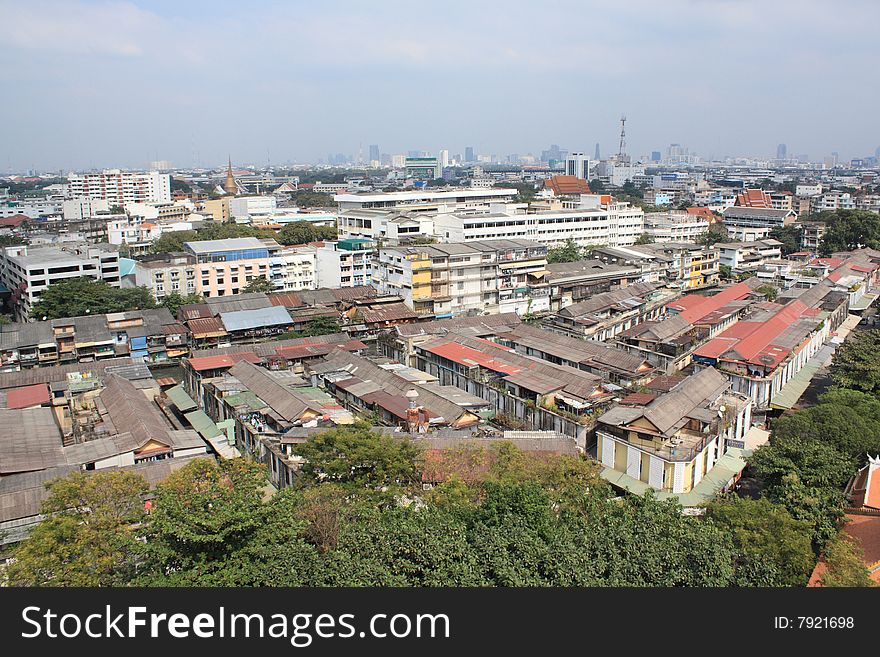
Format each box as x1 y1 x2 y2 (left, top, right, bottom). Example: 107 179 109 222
830 329 880 397
694 225 728 246
719 264 733 280
159 292 204 317
769 225 804 255
6 471 149 586
275 221 337 245
547 239 584 264
148 230 198 253
771 389 880 462
293 423 422 492
634 233 655 245
818 209 880 254
138 459 318 586
242 275 276 294
291 190 337 208
170 178 191 193
755 284 779 301
705 495 814 586
31 277 156 319
301 316 341 336
819 533 876 587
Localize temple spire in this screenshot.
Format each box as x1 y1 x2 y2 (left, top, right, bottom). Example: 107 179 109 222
223 156 238 195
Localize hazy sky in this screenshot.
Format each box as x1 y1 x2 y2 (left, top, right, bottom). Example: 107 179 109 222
2 0 879 171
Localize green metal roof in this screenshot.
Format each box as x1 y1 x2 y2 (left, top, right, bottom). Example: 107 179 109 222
224 390 265 410
165 384 198 412
769 343 834 410
849 293 877 311
599 447 753 508
184 409 222 439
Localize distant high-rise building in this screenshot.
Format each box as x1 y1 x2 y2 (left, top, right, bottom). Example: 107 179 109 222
369 144 380 162
439 149 449 168
594 143 601 160
465 146 475 163
875 145 880 159
832 151 839 166
776 143 787 160
565 153 591 180
540 144 566 163
651 151 661 162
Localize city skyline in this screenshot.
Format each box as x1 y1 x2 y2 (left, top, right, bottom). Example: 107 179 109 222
2 0 879 171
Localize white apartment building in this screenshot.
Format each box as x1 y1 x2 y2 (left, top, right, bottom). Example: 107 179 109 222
811 191 855 212
315 239 374 289
67 170 171 204
337 209 436 243
0 195 65 219
229 195 278 221
717 240 783 272
433 196 644 248
63 198 110 221
264 242 318 292
134 253 197 301
0 243 121 320
334 188 517 213
643 210 709 242
373 239 549 317
795 183 822 197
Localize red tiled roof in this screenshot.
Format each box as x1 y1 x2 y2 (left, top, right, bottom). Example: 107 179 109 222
695 300 811 368
423 341 522 375
269 292 303 308
0 214 29 227
187 317 227 337
186 351 260 372
677 281 756 324
544 175 591 196
735 188 773 208
274 339 366 360
6 383 51 409
619 392 657 406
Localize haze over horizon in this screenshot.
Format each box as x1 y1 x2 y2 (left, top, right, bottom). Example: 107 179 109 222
2 0 879 172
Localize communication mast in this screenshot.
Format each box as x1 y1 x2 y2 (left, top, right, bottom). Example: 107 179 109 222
618 115 627 161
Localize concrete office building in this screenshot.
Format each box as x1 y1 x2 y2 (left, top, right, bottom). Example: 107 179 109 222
0 243 121 320
184 237 270 298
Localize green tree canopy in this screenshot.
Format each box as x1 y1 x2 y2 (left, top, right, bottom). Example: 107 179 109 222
31 278 156 319
769 225 804 255
818 209 880 254
293 423 423 492
159 292 204 317
242 275 276 294
275 221 337 246
830 329 880 397
547 239 584 264
705 495 815 586
819 533 877 587
6 471 149 586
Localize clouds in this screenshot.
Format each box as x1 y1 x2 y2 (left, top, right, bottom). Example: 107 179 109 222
1 0 878 170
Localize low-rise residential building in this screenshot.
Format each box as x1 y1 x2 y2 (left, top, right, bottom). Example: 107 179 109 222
596 366 753 497
546 259 643 311
0 308 186 371
692 284 848 409
413 332 616 447
315 238 375 289
717 239 784 273
373 239 549 317
643 210 710 243
722 206 797 231
544 282 674 341
134 252 197 300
